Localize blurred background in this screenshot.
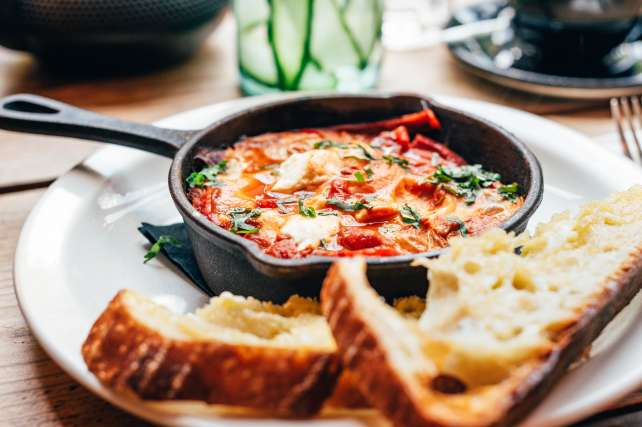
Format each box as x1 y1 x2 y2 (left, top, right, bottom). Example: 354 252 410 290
0 0 617 191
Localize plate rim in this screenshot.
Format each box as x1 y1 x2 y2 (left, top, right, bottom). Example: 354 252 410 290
13 93 642 427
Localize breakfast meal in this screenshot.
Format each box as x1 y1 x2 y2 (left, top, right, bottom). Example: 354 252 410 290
186 109 523 259
83 186 642 426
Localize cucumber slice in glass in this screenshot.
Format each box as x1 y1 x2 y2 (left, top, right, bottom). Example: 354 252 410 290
298 63 337 90
269 0 313 89
334 0 349 10
234 0 270 31
310 0 360 73
239 24 279 86
344 0 382 64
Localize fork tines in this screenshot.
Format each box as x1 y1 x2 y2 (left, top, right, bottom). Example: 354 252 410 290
610 96 642 163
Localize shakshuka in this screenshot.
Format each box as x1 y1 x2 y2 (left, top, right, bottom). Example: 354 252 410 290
186 109 523 259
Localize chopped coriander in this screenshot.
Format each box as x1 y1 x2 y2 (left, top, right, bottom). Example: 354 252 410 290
498 183 520 202
298 199 317 218
229 208 262 234
429 166 453 183
343 145 378 161
203 160 228 177
354 171 366 183
429 164 501 205
185 171 206 188
383 155 410 170
276 198 297 214
327 198 371 211
314 139 350 149
318 211 339 216
185 160 228 188
447 216 468 236
365 166 374 179
357 145 377 160
143 235 181 263
400 204 421 229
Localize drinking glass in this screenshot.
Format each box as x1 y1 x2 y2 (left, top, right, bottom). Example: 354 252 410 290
234 0 384 95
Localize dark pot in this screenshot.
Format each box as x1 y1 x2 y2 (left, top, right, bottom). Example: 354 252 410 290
0 0 229 70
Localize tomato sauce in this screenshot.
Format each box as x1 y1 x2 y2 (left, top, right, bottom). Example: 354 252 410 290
186 111 523 259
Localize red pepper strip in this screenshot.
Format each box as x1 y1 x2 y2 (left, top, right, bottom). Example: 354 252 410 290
327 179 349 199
255 197 278 209
393 126 411 152
411 134 466 166
330 109 442 133
299 128 325 136
422 107 441 130
338 228 384 250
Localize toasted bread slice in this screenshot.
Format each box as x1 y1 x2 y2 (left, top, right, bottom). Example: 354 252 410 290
82 290 341 417
321 186 642 427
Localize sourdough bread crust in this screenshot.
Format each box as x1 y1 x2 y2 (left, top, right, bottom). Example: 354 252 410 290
82 290 341 417
321 263 433 427
321 253 642 427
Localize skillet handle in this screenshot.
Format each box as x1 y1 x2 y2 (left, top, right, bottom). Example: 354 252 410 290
0 94 198 158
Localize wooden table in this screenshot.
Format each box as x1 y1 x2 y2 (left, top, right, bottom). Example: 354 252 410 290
1 10 640 427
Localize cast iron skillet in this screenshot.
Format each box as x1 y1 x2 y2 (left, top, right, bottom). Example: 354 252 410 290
0 93 543 302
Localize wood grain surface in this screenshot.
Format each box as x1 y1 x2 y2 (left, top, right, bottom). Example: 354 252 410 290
0 6 637 427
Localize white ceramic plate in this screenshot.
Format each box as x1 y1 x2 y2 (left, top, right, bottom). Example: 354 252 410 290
14 95 642 427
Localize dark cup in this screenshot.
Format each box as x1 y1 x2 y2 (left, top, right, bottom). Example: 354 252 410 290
509 0 642 73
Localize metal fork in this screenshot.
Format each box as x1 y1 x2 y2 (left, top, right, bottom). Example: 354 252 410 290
610 96 642 163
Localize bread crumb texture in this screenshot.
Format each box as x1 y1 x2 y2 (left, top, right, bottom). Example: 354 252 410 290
414 185 642 387
126 291 336 351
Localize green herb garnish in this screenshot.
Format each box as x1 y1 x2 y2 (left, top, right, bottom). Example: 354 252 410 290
429 164 501 205
357 145 377 160
343 144 378 161
314 139 350 150
318 211 339 216
276 198 297 214
229 208 262 234
185 160 228 188
400 204 421 229
447 216 468 236
365 166 374 179
185 172 207 188
354 171 366 183
383 155 410 170
327 198 371 212
143 235 181 263
498 183 520 202
298 199 317 218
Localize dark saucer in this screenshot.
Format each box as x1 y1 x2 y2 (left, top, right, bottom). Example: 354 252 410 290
447 1 642 99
